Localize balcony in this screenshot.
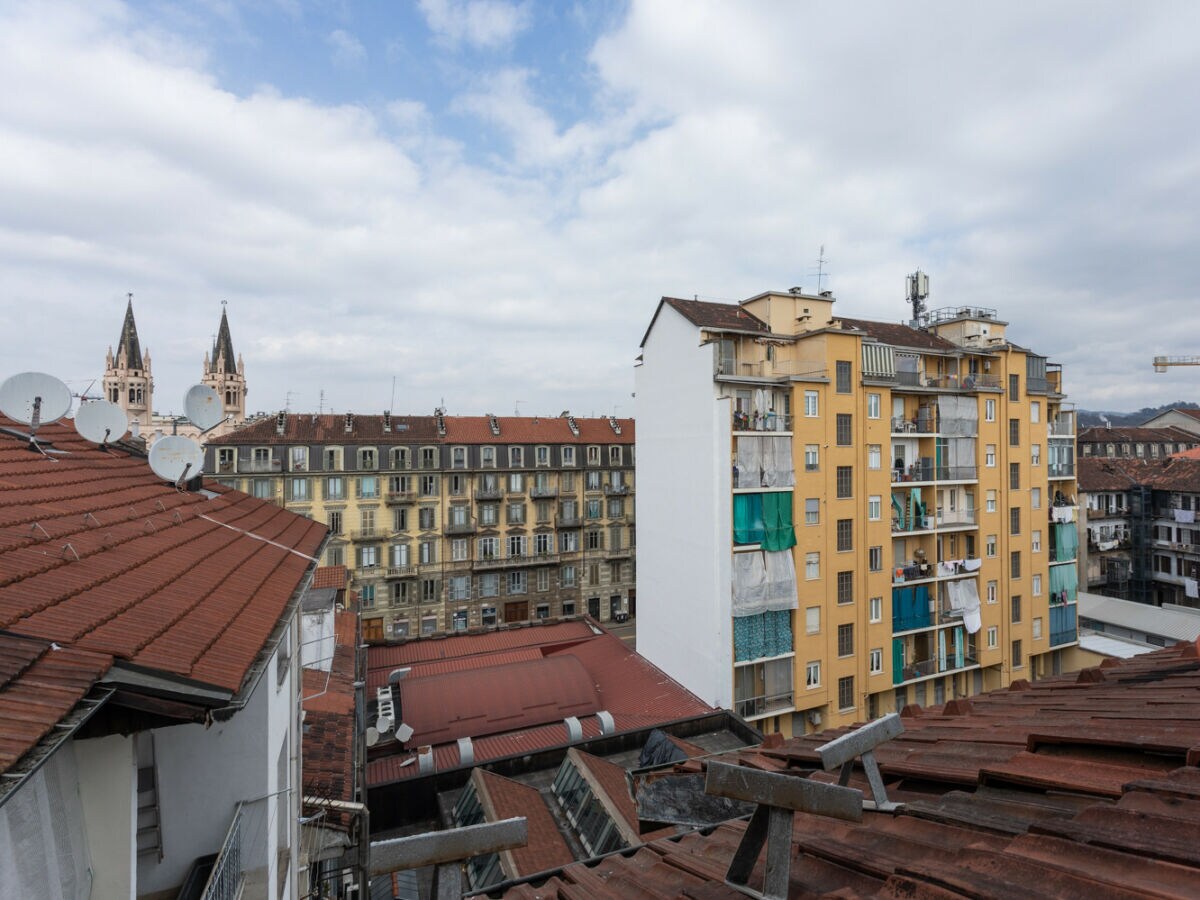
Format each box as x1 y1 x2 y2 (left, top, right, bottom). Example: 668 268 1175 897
475 486 503 500
607 546 633 560
1048 463 1076 480
473 552 560 570
530 484 559 499
386 565 416 578
238 459 281 474
1050 604 1077 647
557 516 582 528
385 490 417 504
891 463 979 484
892 372 1000 392
732 410 793 433
603 484 630 496
1049 417 1075 437
444 522 477 535
891 415 937 434
892 559 980 587
349 530 379 541
734 690 795 720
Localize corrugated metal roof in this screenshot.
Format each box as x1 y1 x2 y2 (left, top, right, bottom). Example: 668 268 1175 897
1079 591 1200 643
1078 633 1156 659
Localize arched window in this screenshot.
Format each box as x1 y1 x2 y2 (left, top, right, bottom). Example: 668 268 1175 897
129 388 136 403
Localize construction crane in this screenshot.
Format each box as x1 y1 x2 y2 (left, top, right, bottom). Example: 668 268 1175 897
1153 356 1200 372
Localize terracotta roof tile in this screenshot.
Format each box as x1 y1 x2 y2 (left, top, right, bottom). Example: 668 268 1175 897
1078 425 1199 443
311 565 348 590
835 316 959 351
303 610 358 829
0 413 325 696
660 297 769 334
473 768 575 877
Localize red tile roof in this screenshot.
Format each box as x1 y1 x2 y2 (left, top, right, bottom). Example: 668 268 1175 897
472 768 575 877
499 640 1200 898
366 621 715 786
0 633 111 772
0 413 326 696
1172 446 1200 460
311 564 348 591
210 414 634 446
1078 425 1198 444
835 316 959 352
659 297 769 334
303 610 358 830
571 749 673 844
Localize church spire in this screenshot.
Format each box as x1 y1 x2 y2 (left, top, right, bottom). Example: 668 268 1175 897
117 293 144 370
210 303 237 375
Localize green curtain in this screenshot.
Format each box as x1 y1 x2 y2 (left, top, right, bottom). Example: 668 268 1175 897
733 609 793 662
733 494 765 544
1049 561 1078 604
761 491 797 551
1055 522 1079 561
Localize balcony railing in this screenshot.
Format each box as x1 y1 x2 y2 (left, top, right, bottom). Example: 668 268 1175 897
734 690 794 720
349 530 378 541
892 463 979 483
475 486 503 500
444 522 477 535
200 804 243 900
557 515 582 528
891 415 937 434
893 559 980 585
473 552 560 570
1049 417 1075 437
603 484 630 495
238 459 281 474
732 411 793 432
386 565 415 578
1048 464 1076 479
385 490 417 504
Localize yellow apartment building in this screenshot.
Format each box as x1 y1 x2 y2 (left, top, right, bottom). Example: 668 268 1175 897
205 412 636 641
636 284 1078 736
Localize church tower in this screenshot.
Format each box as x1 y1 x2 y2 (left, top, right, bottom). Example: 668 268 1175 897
202 304 247 423
103 294 154 428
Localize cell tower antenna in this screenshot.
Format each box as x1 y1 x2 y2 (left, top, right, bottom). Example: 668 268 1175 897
319 389 326 415
906 270 931 327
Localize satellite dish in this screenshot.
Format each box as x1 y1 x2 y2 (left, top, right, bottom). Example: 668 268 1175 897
365 726 380 748
74 400 129 445
0 372 72 426
376 715 393 734
395 722 414 743
148 435 204 483
184 384 223 432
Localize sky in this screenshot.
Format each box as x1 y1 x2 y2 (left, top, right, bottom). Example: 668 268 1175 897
2 1 1199 419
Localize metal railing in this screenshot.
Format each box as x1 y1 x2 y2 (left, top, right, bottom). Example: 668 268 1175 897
734 690 794 720
1048 463 1076 479
529 485 558 498
200 804 243 900
1049 417 1075 437
238 459 281 474
732 411 794 432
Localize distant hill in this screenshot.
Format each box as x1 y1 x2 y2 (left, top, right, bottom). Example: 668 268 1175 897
1076 402 1200 429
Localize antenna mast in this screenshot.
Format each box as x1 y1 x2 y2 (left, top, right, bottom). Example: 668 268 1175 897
907 270 930 327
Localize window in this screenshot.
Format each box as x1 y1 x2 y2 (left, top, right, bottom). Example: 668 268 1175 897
586 529 603 550
479 503 498 526
1011 594 1022 624
1031 487 1042 509
987 580 997 604
806 661 821 688
360 508 376 536
390 447 410 470
608 445 622 465
1032 573 1042 596
836 414 852 446
1010 551 1021 579
870 648 883 674
836 466 853 498
985 444 996 468
1031 444 1041 466
328 511 343 535
360 585 375 609
1012 640 1023 668
1032 529 1042 552
562 600 576 616
389 582 411 606
1009 463 1020 490
804 391 819 417
325 476 345 500
508 472 524 493
837 571 853 604
478 536 499 559
562 446 575 467
561 565 577 587
359 545 378 569
587 445 601 466
805 606 820 634
418 507 435 530
448 576 470 601
1009 418 1020 446
359 448 377 470
507 502 526 524
559 531 578 552
419 447 437 469
536 569 550 592
1009 507 1020 535
837 623 854 657
451 538 468 561
805 552 820 580
986 534 997 557
450 446 466 469
586 498 602 519
986 490 997 513
507 535 528 558
985 399 996 422
836 519 853 552
419 540 436 564
1030 401 1041 423
359 476 379 499
509 446 524 467
805 498 820 525
421 579 439 603
324 447 343 470
869 546 883 571
288 478 310 501
838 676 854 711
481 447 496 468
867 393 881 419
869 596 882 622
535 532 553 555
868 495 881 520
420 615 437 635
868 444 881 469
1033 617 1043 640
805 445 819 472
507 571 527 595
987 626 998 649
419 474 438 496
586 470 601 491
836 360 852 393
1008 373 1019 400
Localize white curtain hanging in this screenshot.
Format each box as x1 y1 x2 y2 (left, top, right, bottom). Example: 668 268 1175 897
763 550 799 609
735 437 763 488
762 437 795 488
733 551 797 616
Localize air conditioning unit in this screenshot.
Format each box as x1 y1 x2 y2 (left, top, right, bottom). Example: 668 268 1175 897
807 710 822 726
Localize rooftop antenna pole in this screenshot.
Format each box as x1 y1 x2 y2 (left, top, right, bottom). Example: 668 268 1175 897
285 390 295 412
815 245 828 292
319 389 326 415
514 400 525 416
390 376 396 412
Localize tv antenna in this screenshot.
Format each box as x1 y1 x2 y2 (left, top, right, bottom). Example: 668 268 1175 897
0 372 74 451
809 245 831 293
514 400 525 416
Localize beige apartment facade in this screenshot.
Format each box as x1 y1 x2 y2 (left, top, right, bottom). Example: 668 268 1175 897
638 288 1079 737
206 413 636 641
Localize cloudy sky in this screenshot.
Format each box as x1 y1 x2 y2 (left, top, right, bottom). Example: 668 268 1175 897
2 1 1199 419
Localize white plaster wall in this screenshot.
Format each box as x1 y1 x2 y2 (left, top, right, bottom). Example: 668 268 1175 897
636 306 734 707
301 607 334 671
75 733 136 900
139 613 298 897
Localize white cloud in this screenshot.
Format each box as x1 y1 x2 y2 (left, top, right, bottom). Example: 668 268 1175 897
2 0 1200 419
418 0 530 50
326 28 366 69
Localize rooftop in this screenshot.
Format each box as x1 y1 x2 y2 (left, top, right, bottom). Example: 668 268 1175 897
1078 424 1199 444
492 639 1200 898
1078 454 1200 493
835 316 960 352
302 609 359 831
